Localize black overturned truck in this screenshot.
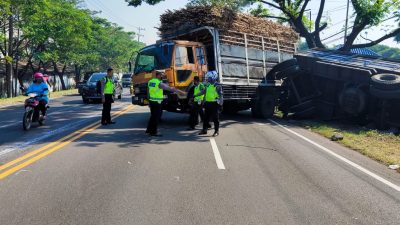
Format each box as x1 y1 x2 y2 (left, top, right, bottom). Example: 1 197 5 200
258 49 400 129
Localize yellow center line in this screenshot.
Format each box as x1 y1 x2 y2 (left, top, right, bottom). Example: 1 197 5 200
0 104 135 180
0 122 98 172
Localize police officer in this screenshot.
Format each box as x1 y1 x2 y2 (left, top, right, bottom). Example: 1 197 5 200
146 71 185 137
101 68 116 125
195 71 223 137
188 76 206 130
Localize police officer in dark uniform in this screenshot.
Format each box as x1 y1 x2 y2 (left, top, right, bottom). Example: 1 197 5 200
101 68 116 125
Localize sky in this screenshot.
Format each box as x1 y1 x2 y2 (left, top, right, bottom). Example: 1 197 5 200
82 0 399 48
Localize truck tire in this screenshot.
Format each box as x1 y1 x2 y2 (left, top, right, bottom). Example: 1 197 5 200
266 58 297 79
370 74 400 90
370 86 400 99
275 65 301 80
82 96 89 104
251 101 262 118
259 95 276 119
339 87 367 115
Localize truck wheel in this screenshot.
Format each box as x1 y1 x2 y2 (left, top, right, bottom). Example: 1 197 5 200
259 95 276 119
370 86 400 100
82 97 89 104
339 87 367 115
275 65 301 80
370 74 400 90
251 99 262 118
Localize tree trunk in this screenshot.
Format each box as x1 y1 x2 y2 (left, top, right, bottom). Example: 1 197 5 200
53 61 67 90
291 18 318 49
341 25 364 52
74 64 81 83
60 64 67 90
6 10 14 97
18 59 33 87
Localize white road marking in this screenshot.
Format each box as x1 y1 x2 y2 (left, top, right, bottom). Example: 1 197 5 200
269 119 400 192
0 122 19 129
210 138 225 170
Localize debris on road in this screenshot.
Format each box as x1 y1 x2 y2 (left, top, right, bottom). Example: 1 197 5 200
388 164 400 170
330 133 344 141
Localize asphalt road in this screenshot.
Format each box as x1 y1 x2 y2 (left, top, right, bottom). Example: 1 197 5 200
0 91 399 225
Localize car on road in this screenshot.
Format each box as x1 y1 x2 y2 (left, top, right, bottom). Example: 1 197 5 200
81 73 123 104
121 73 132 87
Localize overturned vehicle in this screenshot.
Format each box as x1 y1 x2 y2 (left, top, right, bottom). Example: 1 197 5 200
266 49 400 129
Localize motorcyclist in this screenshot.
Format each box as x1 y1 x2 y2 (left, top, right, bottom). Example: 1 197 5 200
27 72 50 119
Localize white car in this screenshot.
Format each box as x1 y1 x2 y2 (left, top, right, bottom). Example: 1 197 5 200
121 73 132 87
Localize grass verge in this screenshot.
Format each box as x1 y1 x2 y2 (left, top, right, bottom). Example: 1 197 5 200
0 89 78 106
275 112 400 172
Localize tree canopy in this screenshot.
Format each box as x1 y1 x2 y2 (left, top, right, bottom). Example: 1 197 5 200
1 0 144 96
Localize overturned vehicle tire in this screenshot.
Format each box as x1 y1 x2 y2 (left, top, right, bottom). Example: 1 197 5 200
370 74 400 91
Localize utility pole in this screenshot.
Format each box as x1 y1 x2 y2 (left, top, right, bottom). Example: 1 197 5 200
137 27 145 43
344 0 350 45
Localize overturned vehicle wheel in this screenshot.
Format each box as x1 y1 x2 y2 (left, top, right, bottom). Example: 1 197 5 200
370 74 400 91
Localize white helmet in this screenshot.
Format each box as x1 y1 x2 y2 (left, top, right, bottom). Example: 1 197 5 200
205 71 218 83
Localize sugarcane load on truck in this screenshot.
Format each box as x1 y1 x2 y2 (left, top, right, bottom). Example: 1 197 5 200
131 6 299 116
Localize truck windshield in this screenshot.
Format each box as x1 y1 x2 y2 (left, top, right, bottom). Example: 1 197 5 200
134 44 173 74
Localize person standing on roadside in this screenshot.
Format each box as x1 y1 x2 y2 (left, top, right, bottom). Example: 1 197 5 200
194 71 223 137
188 76 206 130
146 71 186 137
101 68 116 125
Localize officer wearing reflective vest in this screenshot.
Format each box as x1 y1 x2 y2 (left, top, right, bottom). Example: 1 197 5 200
193 71 223 137
146 71 186 137
188 76 206 130
101 68 116 125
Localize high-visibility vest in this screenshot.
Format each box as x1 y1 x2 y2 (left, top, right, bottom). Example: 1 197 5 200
194 83 204 103
148 78 163 103
104 77 114 94
205 84 219 102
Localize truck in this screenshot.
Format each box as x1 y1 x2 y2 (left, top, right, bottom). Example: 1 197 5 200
131 26 297 116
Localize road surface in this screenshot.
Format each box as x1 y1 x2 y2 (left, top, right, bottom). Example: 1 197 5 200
0 91 399 225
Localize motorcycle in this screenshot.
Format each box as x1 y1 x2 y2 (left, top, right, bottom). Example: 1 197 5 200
22 91 48 131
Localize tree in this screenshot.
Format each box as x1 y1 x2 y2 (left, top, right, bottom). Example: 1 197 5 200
0 0 144 97
252 0 400 51
368 44 400 59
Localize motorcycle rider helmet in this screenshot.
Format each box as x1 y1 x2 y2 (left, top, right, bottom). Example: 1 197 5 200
33 72 44 80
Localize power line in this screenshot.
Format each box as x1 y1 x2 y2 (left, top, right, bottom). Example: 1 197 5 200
322 15 398 43
87 0 141 30
93 0 139 28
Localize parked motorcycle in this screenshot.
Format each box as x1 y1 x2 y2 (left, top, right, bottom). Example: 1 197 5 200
22 91 48 131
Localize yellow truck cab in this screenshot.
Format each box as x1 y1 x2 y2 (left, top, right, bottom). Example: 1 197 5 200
131 40 207 112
